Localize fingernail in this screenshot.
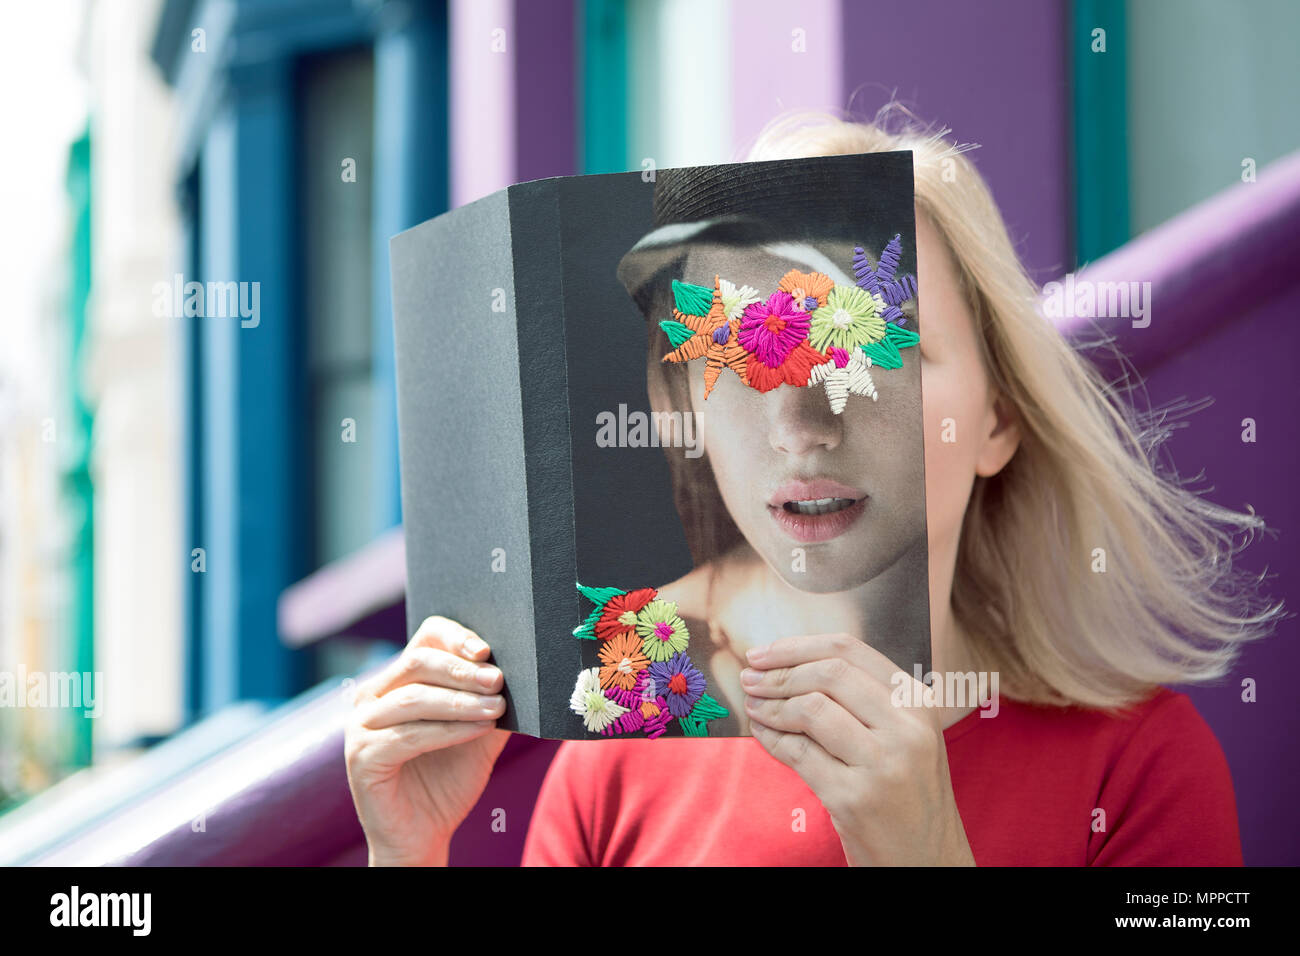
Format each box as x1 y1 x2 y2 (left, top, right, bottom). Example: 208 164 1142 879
464 635 488 656
745 645 767 665
478 695 504 712
475 666 500 688
740 667 760 686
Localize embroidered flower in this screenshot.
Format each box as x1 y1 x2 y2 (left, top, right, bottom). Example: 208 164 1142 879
808 347 878 413
634 599 690 662
569 667 629 733
852 234 913 324
808 284 887 352
719 278 761 320
594 587 657 642
738 291 810 368
661 275 751 397
743 340 827 393
600 685 648 735
777 269 835 313
597 631 651 691
648 653 706 719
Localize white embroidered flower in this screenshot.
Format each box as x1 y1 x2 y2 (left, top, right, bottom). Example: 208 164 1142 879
808 349 878 414
569 666 629 733
718 278 761 321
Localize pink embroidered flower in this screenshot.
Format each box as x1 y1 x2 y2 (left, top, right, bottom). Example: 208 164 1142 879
632 671 676 738
600 685 648 735
738 291 810 368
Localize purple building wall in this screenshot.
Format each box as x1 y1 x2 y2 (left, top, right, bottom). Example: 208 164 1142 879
841 0 1071 285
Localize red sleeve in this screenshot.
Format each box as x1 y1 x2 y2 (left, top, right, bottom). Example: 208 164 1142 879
1088 691 1243 866
520 742 595 866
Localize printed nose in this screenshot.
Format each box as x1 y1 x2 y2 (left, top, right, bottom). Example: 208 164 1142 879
767 381 842 455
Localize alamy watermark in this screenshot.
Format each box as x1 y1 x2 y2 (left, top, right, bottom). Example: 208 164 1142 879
595 404 703 459
152 273 260 328
0 667 103 717
1041 273 1151 329
891 666 1000 717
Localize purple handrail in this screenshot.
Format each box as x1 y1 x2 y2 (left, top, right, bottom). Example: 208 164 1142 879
1057 149 1300 371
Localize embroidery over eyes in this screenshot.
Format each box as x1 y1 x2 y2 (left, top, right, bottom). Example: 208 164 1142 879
658 235 920 414
570 582 730 738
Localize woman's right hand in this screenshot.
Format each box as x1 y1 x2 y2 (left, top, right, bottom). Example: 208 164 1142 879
344 615 511 866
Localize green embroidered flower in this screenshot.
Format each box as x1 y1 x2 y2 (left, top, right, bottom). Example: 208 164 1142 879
634 600 691 662
808 284 887 352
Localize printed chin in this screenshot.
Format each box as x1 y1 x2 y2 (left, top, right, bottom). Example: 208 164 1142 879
773 553 876 594
757 521 883 594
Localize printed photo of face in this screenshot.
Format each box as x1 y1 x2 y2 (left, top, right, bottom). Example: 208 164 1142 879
670 238 926 594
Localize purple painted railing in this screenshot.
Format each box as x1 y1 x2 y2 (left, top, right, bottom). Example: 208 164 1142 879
1058 149 1300 370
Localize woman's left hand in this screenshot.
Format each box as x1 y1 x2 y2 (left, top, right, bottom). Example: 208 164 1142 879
741 632 976 866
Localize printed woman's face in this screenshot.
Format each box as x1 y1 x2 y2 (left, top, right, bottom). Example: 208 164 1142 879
675 234 926 592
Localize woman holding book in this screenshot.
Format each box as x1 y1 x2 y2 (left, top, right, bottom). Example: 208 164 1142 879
343 106 1283 866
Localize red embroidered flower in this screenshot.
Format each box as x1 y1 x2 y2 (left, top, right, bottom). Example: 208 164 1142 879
594 586 657 641
744 341 828 393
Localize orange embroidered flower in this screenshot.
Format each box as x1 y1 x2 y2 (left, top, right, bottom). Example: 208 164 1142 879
777 268 835 313
661 275 751 397
597 632 650 691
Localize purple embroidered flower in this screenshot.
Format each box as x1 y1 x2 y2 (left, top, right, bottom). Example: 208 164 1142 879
648 653 706 719
738 291 810 368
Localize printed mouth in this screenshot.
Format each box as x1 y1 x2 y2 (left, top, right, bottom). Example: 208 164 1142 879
767 496 868 543
781 497 859 516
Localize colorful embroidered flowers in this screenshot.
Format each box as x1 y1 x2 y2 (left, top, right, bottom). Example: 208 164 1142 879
658 235 919 414
570 581 730 737
808 284 886 352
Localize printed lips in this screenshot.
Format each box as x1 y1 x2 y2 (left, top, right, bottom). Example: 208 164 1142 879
766 478 868 543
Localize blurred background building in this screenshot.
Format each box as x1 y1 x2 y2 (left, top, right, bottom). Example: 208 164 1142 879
1 0 1297 864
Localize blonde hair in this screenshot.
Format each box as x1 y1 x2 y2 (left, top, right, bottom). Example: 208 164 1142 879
736 103 1287 712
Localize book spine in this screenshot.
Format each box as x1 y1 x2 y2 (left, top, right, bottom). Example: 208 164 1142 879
507 180 581 740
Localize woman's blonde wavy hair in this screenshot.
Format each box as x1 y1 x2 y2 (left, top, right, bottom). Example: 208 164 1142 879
731 103 1287 712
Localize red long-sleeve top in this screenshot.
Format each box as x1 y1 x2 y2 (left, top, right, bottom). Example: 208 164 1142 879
520 687 1242 866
